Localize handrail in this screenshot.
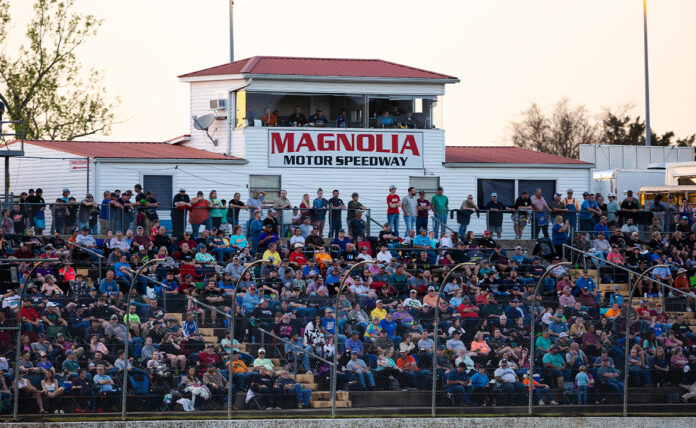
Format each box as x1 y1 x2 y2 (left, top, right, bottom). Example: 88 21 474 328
364 212 383 229
190 297 335 367
430 214 458 235
561 243 690 299
68 241 105 259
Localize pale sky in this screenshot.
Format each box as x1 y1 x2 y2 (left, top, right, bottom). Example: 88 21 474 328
5 0 696 146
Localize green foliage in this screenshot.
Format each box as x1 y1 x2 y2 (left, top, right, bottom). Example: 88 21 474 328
600 111 696 147
0 0 119 141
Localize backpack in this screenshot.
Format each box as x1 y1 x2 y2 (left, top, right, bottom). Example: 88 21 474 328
533 237 553 259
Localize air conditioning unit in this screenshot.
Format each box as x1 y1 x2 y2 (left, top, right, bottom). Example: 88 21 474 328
209 98 227 110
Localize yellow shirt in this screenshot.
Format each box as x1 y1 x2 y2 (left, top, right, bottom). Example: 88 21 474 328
262 250 281 265
370 307 387 321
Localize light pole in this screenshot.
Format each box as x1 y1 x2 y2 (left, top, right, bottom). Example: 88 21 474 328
643 0 652 146
331 259 376 419
122 258 159 420
528 261 571 415
228 0 235 62
622 263 667 416
431 262 475 416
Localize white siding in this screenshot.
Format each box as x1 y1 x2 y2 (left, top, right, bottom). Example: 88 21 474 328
94 161 249 224
225 128 591 237
186 79 246 154
0 143 95 231
2 137 591 239
183 77 450 157
580 144 694 170
0 144 92 201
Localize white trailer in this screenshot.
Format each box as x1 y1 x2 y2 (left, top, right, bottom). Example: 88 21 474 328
591 168 665 196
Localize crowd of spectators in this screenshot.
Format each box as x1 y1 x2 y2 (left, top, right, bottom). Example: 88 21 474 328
0 183 695 415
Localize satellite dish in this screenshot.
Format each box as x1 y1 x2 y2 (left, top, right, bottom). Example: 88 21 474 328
193 113 216 130
192 114 218 146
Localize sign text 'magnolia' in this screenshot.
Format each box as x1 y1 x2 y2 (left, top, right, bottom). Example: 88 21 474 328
268 130 424 168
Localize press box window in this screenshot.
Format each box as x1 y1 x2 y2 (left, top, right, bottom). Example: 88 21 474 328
410 176 440 200
249 175 281 203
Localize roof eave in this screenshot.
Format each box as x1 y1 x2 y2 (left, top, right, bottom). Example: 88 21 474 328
443 162 593 169
93 157 248 165
178 74 245 83
242 73 459 84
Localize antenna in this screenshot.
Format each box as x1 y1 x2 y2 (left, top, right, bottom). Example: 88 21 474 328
192 113 218 146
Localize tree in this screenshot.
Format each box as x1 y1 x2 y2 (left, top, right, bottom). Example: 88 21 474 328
600 108 695 147
0 0 118 141
510 98 599 159
511 100 696 158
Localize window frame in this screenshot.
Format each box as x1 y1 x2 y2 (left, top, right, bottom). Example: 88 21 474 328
249 174 282 204
410 176 440 200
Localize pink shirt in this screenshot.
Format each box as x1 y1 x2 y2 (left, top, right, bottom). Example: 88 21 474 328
531 195 549 212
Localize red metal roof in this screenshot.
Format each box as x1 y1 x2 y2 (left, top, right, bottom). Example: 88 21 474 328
19 140 242 160
445 146 590 165
179 56 458 80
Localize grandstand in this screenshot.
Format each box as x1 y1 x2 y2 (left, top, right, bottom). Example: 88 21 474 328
0 188 695 422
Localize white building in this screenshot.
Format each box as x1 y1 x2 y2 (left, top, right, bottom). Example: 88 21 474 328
4 56 593 237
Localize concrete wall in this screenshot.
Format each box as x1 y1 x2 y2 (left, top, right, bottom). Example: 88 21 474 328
9 417 696 428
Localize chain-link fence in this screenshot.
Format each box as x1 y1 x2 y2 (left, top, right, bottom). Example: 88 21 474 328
1 254 695 421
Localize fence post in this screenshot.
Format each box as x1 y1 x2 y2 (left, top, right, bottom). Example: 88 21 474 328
432 262 476 417
123 258 159 421
332 260 375 418
528 261 571 415
623 273 632 417
10 260 58 421
622 265 665 417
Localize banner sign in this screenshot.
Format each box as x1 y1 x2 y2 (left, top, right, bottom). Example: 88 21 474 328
68 159 88 172
268 130 424 168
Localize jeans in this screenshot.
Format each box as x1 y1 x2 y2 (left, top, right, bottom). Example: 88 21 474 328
404 215 416 236
499 381 526 405
387 213 400 236
351 371 376 389
289 383 312 406
448 384 473 405
191 218 213 238
210 246 236 262
416 217 428 234
76 220 98 235
404 369 430 389
329 219 342 239
603 381 624 401
577 384 587 404
533 387 553 403
433 212 446 236
233 373 251 391
226 215 239 227
458 223 468 237
579 218 594 234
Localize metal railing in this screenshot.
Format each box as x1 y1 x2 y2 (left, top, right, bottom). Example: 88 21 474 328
3 245 696 420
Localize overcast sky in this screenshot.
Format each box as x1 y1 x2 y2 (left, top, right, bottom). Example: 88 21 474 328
5 0 696 146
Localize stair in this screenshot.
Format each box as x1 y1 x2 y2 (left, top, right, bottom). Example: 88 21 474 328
165 313 182 322
309 400 351 408
599 283 629 292
568 269 597 278
311 391 349 401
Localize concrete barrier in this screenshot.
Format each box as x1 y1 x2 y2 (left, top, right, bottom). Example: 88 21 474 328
8 418 696 428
